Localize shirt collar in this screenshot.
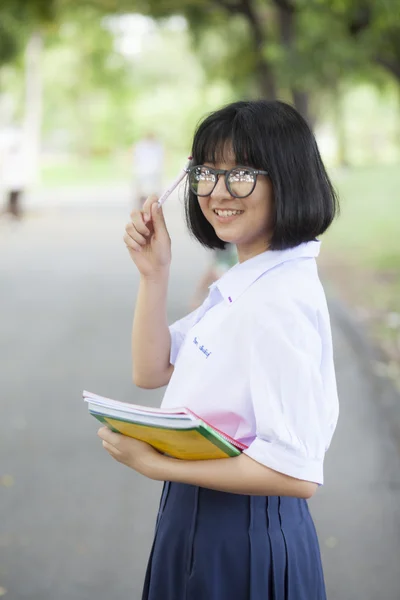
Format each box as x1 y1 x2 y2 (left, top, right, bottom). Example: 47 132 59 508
211 241 321 304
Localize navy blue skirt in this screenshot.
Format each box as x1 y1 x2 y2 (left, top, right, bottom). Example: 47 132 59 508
142 482 326 600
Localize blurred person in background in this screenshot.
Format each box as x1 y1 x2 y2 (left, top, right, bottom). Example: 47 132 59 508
132 132 164 209
1 138 28 220
190 243 238 309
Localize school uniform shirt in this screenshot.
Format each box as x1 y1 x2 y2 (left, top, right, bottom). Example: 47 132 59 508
161 241 339 485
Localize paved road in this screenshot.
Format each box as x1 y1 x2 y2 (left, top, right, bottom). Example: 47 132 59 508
1 196 400 600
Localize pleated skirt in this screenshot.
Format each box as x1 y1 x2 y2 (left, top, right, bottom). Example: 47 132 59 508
142 482 326 600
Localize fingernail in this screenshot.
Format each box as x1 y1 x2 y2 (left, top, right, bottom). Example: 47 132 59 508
143 213 150 222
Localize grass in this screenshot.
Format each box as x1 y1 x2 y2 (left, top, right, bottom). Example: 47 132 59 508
324 165 400 269
39 153 183 187
40 155 132 187
321 164 400 389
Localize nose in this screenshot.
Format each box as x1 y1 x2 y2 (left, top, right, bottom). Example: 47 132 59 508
210 174 232 199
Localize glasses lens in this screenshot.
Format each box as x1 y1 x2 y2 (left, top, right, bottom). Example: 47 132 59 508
190 166 216 196
228 168 256 197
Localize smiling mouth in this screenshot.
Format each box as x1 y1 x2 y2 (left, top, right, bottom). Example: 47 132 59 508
213 209 244 217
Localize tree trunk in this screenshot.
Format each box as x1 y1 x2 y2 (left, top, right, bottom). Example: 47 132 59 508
291 89 315 129
275 2 314 126
240 0 278 99
256 58 278 100
23 31 43 185
374 56 400 85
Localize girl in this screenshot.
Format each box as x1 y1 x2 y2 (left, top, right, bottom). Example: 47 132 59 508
98 100 340 600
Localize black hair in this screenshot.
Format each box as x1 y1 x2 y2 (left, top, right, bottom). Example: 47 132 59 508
184 99 339 251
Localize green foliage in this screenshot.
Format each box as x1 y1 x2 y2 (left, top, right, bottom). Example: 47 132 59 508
3 0 400 100
1 0 399 164
292 0 400 83
0 13 21 66
323 164 400 267
0 0 61 66
186 14 260 97
0 0 57 23
41 10 135 154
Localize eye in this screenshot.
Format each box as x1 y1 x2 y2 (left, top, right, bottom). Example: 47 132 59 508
198 167 216 181
227 168 256 197
228 168 255 183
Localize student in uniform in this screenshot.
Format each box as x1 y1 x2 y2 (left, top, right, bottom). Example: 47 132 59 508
98 99 340 600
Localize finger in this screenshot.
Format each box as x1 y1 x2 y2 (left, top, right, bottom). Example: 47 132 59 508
150 201 167 233
125 222 147 246
98 426 123 445
129 211 151 237
102 440 122 457
97 425 109 437
142 195 159 221
123 233 142 252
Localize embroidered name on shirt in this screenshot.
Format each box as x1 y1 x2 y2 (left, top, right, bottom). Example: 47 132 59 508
193 337 212 358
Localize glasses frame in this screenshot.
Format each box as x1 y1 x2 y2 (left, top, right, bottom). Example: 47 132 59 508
188 165 269 199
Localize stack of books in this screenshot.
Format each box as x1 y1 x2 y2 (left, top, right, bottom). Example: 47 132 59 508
84 390 246 460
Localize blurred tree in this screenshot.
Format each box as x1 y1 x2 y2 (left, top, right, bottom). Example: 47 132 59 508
0 0 59 179
142 0 400 129
57 0 278 102
0 11 22 67
0 0 135 169
3 0 400 124
2 0 399 166
323 0 400 85
42 8 134 156
0 0 57 65
270 0 400 100
140 0 279 100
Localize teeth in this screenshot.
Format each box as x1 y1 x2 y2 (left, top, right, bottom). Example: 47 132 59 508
214 209 243 217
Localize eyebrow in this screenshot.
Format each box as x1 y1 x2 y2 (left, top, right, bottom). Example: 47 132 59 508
202 160 238 166
201 163 251 169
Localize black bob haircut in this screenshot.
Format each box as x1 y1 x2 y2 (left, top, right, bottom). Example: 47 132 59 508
185 99 339 251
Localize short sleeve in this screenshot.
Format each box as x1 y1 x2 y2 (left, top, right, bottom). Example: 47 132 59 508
169 306 203 365
243 304 331 485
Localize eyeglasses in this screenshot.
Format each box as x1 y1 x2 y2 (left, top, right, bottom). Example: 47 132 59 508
188 165 269 199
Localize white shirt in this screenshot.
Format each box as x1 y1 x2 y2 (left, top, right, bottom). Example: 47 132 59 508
133 139 164 176
1 147 28 190
162 241 339 484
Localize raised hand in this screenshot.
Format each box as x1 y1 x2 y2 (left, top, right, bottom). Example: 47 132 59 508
124 195 171 279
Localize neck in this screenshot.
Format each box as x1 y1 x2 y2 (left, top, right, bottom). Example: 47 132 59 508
236 240 270 263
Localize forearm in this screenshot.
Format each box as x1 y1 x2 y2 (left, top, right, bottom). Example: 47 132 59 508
153 453 317 499
132 272 173 387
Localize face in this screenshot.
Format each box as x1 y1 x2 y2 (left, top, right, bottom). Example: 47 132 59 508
196 147 274 262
